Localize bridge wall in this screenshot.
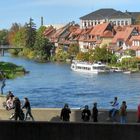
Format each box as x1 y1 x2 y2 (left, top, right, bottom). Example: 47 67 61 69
0 121 139 140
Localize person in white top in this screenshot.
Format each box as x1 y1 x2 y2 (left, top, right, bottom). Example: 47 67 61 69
6 96 14 110
108 97 119 119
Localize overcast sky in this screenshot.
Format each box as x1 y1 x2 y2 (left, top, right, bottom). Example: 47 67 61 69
0 0 140 29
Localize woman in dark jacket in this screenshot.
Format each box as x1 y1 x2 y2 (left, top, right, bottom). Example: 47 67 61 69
60 104 71 121
22 97 34 121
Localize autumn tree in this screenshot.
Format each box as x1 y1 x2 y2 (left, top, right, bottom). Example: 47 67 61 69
8 23 21 46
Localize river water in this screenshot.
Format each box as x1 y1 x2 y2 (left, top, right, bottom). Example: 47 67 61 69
1 53 140 109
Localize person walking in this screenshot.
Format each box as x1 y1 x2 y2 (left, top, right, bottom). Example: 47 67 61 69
22 97 34 121
92 102 98 122
119 101 127 124
13 97 23 120
81 105 91 122
0 73 6 95
60 103 71 121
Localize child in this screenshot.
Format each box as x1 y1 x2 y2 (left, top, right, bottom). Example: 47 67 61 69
119 101 127 124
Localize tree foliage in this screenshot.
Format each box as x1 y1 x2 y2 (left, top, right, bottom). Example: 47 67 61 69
8 23 21 46
93 47 112 62
67 43 79 57
24 18 36 49
0 29 9 45
34 26 53 61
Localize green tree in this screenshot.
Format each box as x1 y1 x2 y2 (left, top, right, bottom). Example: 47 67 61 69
0 29 9 45
67 43 79 57
124 49 135 57
13 27 26 48
24 18 36 49
93 47 112 62
34 26 53 61
54 48 69 62
76 52 89 61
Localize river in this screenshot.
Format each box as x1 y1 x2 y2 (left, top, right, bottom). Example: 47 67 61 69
1 53 140 109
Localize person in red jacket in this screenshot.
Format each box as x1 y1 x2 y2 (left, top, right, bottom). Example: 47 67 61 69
137 104 140 122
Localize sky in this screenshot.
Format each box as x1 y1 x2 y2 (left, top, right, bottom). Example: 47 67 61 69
1 0 140 29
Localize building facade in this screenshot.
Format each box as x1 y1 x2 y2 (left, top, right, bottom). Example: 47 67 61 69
80 9 139 29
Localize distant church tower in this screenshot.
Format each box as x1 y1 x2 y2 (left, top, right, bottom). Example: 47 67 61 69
41 17 44 26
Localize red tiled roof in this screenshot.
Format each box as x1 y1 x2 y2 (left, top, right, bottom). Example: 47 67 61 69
44 26 56 37
112 27 134 43
89 23 109 36
102 30 114 37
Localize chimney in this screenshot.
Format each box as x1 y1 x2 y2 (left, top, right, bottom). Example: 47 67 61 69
41 17 44 26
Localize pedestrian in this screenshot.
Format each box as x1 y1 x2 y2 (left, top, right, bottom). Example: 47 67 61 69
137 103 140 122
6 91 14 101
0 73 6 95
119 101 127 124
60 103 71 121
92 102 98 122
22 97 34 121
81 105 91 122
107 97 119 120
13 97 24 121
6 96 14 110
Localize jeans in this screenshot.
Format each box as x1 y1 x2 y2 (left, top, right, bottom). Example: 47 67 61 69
120 116 126 124
109 108 117 118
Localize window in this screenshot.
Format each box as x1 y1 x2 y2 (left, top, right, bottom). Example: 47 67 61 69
118 40 123 47
84 22 87 27
125 21 128 25
121 21 124 26
118 21 120 26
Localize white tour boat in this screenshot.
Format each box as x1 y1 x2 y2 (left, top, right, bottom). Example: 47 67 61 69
71 61 109 74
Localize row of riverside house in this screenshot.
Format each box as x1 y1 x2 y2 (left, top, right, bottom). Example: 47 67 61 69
43 9 140 58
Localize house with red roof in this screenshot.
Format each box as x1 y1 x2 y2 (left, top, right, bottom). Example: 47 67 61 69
78 23 115 52
129 35 140 57
111 26 138 52
44 26 56 40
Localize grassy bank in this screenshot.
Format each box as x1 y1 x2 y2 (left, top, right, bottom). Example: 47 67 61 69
0 61 27 79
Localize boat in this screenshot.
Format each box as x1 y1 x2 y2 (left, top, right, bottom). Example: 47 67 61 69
71 61 109 74
110 67 123 73
123 71 131 74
